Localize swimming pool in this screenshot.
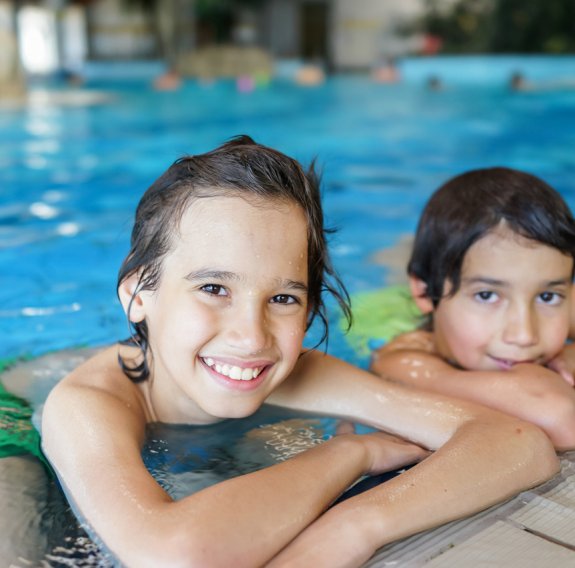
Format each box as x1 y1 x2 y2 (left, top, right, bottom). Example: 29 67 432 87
3 57 575 367
2 57 575 565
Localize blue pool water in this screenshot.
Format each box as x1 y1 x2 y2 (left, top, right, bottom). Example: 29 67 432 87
3 59 575 367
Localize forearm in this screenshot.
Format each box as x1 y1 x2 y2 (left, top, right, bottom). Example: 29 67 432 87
269 417 559 568
273 351 469 450
373 350 575 450
166 434 370 567
62 433 371 568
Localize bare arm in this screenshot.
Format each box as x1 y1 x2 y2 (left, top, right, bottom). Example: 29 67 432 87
266 349 559 566
41 346 427 568
370 331 575 451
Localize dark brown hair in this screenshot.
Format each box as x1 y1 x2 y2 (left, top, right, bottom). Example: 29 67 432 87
409 166 575 307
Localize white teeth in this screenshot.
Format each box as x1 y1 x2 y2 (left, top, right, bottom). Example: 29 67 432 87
229 366 241 380
202 358 263 381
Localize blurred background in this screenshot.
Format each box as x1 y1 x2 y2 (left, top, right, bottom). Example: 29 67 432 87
1 0 574 89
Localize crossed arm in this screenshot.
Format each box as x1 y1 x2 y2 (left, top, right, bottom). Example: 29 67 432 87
268 351 558 564
42 347 558 568
370 330 575 451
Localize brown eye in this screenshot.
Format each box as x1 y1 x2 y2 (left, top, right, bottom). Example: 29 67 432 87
538 291 561 305
271 294 298 305
201 284 227 296
475 291 497 303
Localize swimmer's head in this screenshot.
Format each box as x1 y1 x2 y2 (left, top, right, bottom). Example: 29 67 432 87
408 167 575 308
117 135 350 380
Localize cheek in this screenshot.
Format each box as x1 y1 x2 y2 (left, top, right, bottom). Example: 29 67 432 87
149 296 216 346
542 315 570 356
279 318 307 357
435 310 490 364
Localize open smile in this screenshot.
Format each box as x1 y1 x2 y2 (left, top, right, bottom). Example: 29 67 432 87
201 357 266 381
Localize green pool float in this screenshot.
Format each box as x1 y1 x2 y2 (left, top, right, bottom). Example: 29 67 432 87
341 285 423 358
0 357 45 463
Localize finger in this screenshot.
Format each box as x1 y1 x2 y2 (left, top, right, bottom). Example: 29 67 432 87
335 420 356 436
548 360 575 386
562 370 575 387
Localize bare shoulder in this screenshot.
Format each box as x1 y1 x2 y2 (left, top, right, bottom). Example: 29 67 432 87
49 344 147 406
42 345 150 466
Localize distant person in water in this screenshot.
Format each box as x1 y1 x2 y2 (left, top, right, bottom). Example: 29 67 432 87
153 69 182 91
509 72 528 91
427 75 443 91
371 57 401 83
509 70 575 92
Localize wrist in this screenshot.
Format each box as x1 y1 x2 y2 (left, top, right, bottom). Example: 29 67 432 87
328 434 371 476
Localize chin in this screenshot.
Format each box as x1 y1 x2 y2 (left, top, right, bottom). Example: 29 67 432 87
214 403 263 420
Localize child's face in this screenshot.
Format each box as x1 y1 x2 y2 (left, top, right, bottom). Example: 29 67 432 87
133 194 309 423
432 225 573 372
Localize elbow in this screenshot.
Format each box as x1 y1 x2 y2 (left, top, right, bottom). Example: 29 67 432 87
467 410 560 492
508 418 560 485
130 526 260 568
112 523 225 568
538 395 575 452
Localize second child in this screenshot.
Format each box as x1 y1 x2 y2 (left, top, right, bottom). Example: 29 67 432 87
371 166 575 451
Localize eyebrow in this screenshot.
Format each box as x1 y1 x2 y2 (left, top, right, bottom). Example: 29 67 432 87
462 276 571 288
185 269 238 282
185 269 309 292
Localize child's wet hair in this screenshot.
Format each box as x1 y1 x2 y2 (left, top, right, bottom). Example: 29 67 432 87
409 166 575 307
117 135 351 381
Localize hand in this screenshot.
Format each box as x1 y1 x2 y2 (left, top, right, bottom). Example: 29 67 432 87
355 432 430 476
547 345 575 386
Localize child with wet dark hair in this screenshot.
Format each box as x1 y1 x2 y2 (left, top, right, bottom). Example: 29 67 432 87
371 166 575 451
42 142 557 567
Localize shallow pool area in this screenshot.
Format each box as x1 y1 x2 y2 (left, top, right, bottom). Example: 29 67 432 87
2 56 575 566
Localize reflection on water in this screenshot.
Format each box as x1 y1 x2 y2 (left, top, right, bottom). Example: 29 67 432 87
145 408 335 501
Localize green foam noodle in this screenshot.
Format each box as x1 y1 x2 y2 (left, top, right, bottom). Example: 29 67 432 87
341 285 423 357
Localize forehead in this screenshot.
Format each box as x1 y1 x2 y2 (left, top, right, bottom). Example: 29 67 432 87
177 193 306 232
462 226 573 280
166 194 309 276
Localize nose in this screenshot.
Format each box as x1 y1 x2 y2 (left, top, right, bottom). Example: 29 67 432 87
225 304 270 354
502 304 538 347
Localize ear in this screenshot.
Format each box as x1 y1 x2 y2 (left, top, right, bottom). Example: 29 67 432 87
118 272 146 323
408 275 434 314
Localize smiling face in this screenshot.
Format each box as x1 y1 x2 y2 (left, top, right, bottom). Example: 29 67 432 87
430 224 573 371
124 194 309 424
